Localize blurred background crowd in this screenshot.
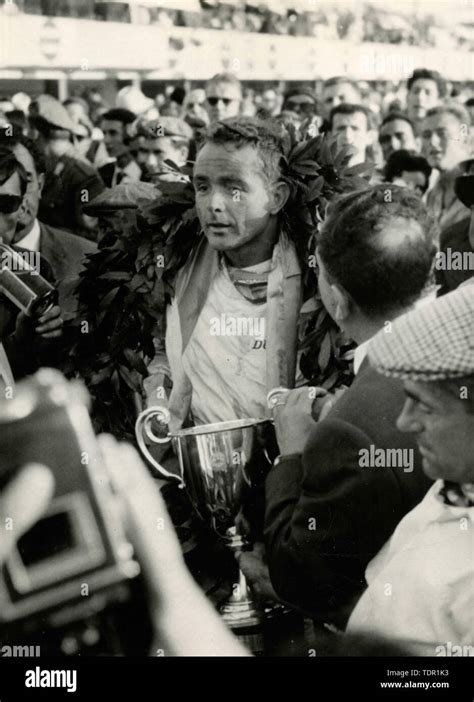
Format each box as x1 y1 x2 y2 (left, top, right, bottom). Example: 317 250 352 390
2 0 473 50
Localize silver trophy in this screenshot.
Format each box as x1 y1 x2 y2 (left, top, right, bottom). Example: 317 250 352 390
135 408 277 630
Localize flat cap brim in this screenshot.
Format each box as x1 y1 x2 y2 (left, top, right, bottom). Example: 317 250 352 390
368 281 474 382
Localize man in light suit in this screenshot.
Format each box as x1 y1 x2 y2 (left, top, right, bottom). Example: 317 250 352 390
264 185 436 628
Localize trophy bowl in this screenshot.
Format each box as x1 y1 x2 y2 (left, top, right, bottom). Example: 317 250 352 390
135 409 277 629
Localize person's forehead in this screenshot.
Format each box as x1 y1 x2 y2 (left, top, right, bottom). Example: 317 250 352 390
0 171 21 196
206 82 241 99
333 111 367 127
402 169 426 182
381 119 412 134
12 143 35 175
325 82 357 95
194 142 262 177
411 78 438 93
288 94 314 104
424 112 459 130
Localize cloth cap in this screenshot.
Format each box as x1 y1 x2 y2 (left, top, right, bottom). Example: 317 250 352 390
368 281 474 382
29 95 80 135
139 117 193 141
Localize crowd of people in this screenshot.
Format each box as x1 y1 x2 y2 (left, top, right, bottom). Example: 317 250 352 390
0 65 473 658
4 0 472 51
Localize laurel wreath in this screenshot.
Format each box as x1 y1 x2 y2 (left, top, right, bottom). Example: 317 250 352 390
64 122 371 439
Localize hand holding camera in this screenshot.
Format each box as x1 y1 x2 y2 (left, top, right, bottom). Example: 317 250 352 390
0 370 247 657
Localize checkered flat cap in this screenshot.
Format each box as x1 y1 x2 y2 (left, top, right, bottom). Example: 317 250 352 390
368 281 474 381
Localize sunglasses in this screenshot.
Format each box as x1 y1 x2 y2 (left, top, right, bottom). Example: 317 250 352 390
206 97 234 107
0 195 22 214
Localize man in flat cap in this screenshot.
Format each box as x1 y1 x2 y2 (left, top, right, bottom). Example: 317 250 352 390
138 117 193 183
29 95 105 239
347 282 474 653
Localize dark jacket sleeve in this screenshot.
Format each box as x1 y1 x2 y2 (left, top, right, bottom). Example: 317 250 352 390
264 418 404 627
2 253 60 379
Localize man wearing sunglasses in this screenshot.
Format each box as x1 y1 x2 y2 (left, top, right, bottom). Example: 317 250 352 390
0 149 63 383
205 73 242 123
282 87 318 119
0 130 97 321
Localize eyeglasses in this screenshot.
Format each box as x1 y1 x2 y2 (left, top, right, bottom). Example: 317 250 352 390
206 97 235 107
0 195 22 214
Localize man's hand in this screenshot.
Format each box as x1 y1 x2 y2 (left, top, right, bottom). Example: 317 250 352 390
0 464 55 564
16 305 63 342
272 386 324 456
236 542 279 602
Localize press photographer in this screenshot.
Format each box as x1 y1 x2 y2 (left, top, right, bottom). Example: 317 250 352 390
0 149 63 383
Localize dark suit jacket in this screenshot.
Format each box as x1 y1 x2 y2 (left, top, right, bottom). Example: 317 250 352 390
436 217 472 296
264 360 432 628
2 224 97 378
39 222 97 320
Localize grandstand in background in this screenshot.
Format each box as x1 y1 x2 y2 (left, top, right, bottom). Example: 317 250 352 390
0 0 472 101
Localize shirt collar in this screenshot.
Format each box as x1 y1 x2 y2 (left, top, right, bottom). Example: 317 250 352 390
0 343 14 389
17 219 41 252
353 338 372 375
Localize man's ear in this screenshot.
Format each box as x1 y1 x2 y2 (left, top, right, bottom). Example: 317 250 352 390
38 172 45 196
178 144 189 163
366 128 377 147
269 180 290 214
331 283 352 323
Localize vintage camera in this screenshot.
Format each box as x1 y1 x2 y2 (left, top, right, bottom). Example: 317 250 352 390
0 242 58 318
0 369 141 649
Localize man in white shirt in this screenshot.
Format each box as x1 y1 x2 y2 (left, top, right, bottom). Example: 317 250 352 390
347 282 474 653
148 118 302 432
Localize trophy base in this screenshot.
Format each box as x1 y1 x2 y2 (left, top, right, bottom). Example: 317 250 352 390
220 598 264 630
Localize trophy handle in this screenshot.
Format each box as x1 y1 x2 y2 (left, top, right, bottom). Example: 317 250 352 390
135 406 183 486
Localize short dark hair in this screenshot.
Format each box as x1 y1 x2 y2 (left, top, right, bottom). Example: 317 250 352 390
424 103 471 127
101 108 136 125
384 150 432 190
0 147 28 197
329 103 373 130
317 184 436 317
198 117 284 183
283 86 317 104
407 69 446 98
380 111 415 133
